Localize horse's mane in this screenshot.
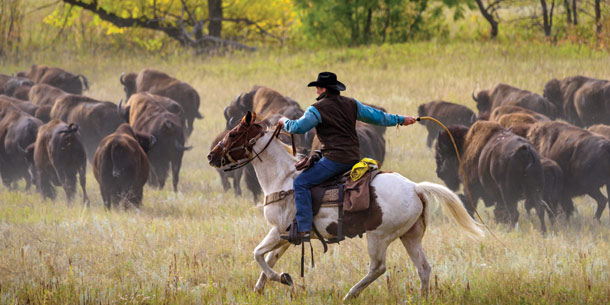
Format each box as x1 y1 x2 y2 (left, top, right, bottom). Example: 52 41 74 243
256 121 298 161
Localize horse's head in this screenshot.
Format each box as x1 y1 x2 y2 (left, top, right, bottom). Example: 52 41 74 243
208 111 265 168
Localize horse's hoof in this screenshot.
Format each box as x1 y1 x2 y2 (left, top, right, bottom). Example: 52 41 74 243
280 273 293 286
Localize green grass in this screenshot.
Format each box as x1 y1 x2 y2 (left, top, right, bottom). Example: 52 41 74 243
1 42 610 304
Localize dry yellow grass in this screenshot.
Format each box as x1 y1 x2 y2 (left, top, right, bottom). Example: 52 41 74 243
1 42 610 304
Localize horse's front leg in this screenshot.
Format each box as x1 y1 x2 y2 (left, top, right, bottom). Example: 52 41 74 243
254 243 290 293
253 227 292 287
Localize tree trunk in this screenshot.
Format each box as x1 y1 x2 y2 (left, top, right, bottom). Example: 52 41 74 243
364 7 372 44
474 0 499 39
572 0 578 25
564 0 572 24
595 0 602 34
208 0 222 38
541 0 555 37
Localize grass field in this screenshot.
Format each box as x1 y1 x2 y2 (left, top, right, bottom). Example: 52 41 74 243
1 42 610 304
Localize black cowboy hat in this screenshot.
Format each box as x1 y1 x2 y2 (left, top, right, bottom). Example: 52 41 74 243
307 72 346 91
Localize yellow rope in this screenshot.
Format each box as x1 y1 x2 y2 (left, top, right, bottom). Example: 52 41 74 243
417 116 513 252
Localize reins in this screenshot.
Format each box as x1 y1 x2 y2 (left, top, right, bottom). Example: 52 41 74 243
417 116 513 252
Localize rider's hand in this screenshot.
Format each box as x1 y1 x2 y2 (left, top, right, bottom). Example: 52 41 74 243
402 116 416 126
278 117 288 126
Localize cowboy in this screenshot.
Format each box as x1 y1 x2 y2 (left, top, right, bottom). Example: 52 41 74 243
278 72 416 244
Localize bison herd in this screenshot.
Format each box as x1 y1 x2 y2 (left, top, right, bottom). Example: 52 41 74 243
0 65 201 209
2 66 609 232
421 77 610 232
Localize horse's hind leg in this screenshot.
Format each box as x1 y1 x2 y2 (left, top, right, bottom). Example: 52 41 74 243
400 217 431 297
254 243 290 293
343 234 390 301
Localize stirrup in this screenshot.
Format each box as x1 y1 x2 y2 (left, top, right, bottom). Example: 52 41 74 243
280 232 310 245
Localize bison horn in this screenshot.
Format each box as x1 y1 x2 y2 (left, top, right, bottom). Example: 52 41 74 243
223 106 229 119
471 90 479 103
150 135 157 148
120 72 126 85
175 139 193 151
117 99 127 121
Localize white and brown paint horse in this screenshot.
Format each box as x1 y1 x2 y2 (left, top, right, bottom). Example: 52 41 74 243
207 112 484 301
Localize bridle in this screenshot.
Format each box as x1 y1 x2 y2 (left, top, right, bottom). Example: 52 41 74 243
220 123 285 172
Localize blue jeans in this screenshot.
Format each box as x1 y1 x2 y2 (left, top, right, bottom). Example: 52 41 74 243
294 157 355 232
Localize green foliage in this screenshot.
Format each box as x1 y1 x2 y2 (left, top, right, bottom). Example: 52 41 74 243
294 0 470 46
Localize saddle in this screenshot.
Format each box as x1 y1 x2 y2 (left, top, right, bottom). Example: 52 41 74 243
310 168 382 243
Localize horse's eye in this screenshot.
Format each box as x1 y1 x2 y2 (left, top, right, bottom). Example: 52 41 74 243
229 133 236 139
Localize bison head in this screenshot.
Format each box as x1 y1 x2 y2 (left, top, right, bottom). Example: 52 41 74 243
120 72 138 99
472 90 491 115
543 79 563 112
434 125 468 191
225 89 257 130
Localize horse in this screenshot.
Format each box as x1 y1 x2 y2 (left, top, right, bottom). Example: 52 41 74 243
207 111 484 301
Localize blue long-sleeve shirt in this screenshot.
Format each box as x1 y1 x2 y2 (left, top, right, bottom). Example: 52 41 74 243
283 100 404 134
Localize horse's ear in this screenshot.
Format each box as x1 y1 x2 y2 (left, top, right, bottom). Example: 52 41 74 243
241 111 256 125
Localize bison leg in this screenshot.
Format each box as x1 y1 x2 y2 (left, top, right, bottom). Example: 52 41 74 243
79 166 89 206
61 172 77 204
171 157 182 193
39 172 56 200
101 189 111 210
244 164 262 203
218 169 231 192
587 188 607 220
233 168 243 197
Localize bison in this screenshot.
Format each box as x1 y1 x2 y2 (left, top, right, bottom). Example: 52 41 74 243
473 83 558 120
120 92 186 134
17 64 89 95
543 75 598 125
31 120 88 203
118 93 190 192
588 124 610 139
224 86 314 154
0 100 43 189
569 79 610 127
2 76 34 100
435 121 549 232
93 124 154 210
50 94 124 160
525 158 563 219
417 101 477 147
120 69 201 135
527 121 610 220
28 83 69 108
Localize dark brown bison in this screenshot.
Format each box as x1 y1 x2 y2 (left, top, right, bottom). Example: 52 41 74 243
93 124 154 210
0 100 43 189
120 69 201 135
50 95 124 160
2 76 34 100
488 105 550 122
120 92 186 134
0 95 49 123
417 101 477 147
527 121 610 220
570 80 610 127
118 93 190 192
588 124 610 139
435 121 549 232
31 120 88 204
28 83 69 107
543 76 598 125
17 64 89 95
473 83 558 120
525 158 563 218
224 86 314 154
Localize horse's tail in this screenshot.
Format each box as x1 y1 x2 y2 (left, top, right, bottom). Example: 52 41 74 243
415 182 485 240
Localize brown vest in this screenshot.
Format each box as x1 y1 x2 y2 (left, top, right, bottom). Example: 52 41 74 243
313 92 360 163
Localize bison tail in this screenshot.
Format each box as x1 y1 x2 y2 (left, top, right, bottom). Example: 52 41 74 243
415 181 485 240
195 111 203 119
175 140 192 151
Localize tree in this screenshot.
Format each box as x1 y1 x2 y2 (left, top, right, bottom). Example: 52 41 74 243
59 0 285 52
594 0 602 34
473 0 503 39
540 0 556 37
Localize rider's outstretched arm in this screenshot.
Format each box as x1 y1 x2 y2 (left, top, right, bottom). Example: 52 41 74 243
356 100 416 126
